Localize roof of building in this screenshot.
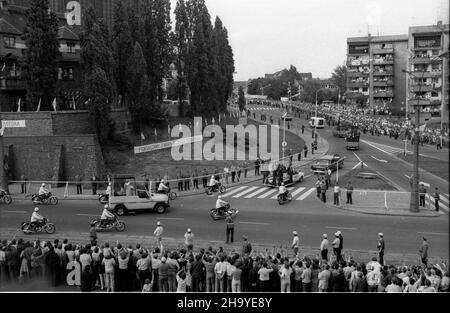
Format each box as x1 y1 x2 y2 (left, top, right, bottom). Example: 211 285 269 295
348 34 409 43
409 24 450 35
0 17 21 35
58 26 79 41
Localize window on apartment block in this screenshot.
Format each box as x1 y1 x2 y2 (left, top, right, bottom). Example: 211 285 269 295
58 67 74 80
66 42 76 53
4 36 16 49
414 35 441 49
432 63 441 71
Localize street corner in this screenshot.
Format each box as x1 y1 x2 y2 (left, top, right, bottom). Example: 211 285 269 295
336 203 444 218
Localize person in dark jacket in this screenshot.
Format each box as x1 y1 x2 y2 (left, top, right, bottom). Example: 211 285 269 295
80 265 95 292
352 272 367 292
190 254 205 292
331 268 347 292
44 246 60 286
249 262 259 292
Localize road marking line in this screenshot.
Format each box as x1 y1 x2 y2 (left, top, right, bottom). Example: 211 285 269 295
426 197 449 212
418 232 449 236
76 214 99 217
2 211 27 214
326 227 358 231
244 187 269 198
361 140 402 156
370 156 388 163
352 162 362 170
239 222 270 225
257 189 278 199
233 186 259 198
297 188 316 201
439 194 449 205
271 187 294 199
291 187 306 198
159 218 185 221
221 186 248 198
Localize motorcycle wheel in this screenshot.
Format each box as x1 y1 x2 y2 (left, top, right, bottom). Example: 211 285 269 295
210 210 220 221
50 197 59 205
21 223 30 231
4 195 12 205
99 196 107 204
169 192 177 201
278 197 284 205
205 188 213 196
219 186 227 194
115 221 126 232
287 194 293 201
45 223 56 234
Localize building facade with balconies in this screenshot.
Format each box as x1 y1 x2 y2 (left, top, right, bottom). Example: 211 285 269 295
346 34 409 113
406 23 449 123
0 3 83 112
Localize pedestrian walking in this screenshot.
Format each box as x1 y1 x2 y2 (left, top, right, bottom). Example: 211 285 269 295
419 237 429 266
377 233 385 266
333 183 341 206
153 222 164 248
346 182 354 205
326 169 332 189
184 228 194 251
301 125 305 134
320 234 329 261
292 231 300 257
320 180 327 203
75 174 82 195
434 187 440 212
225 212 236 244
21 174 27 194
419 184 427 207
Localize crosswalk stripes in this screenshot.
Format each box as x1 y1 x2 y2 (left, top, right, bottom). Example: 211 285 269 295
361 140 408 155
425 194 450 213
221 185 317 201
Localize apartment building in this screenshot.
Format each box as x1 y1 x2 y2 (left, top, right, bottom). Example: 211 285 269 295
346 34 409 113
0 3 83 111
406 23 449 122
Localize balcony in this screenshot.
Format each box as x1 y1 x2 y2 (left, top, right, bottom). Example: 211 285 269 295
373 71 393 76
373 59 394 65
409 98 431 106
410 57 434 64
374 91 394 98
0 77 26 91
348 71 369 77
347 82 369 88
372 48 394 54
410 85 434 92
373 80 394 87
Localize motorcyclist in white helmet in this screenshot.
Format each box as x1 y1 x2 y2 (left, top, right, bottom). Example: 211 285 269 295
38 183 50 200
278 183 288 201
157 179 170 194
216 196 229 216
209 176 219 191
30 207 45 229
100 204 115 227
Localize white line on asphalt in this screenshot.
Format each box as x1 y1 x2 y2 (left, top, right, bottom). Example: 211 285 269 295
221 186 248 198
76 214 98 217
439 194 449 205
353 152 362 163
257 189 278 199
418 232 449 236
233 186 259 198
244 187 269 198
1 211 27 214
159 218 185 221
370 156 388 163
291 187 306 198
426 197 449 212
297 188 316 201
239 222 270 225
352 162 362 170
326 227 358 231
361 140 400 156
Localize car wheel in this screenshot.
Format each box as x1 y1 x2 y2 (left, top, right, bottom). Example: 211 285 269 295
115 205 127 217
154 204 166 214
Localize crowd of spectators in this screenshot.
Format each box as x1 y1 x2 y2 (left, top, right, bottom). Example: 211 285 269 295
1 237 448 293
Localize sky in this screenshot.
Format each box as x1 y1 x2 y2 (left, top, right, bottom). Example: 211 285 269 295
170 0 449 81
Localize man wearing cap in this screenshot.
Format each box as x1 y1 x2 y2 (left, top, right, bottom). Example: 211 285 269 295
377 233 385 266
292 232 300 257
332 233 341 262
184 228 194 251
225 211 236 244
419 237 429 266
153 222 164 247
320 234 329 261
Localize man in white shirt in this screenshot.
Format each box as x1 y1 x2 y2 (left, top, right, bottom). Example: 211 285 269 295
38 183 50 200
157 179 169 194
278 183 288 201
100 205 115 227
332 233 341 261
320 234 329 261
366 257 381 273
209 176 219 190
30 207 44 229
333 183 340 206
292 231 300 257
184 228 194 251
154 222 164 245
216 196 229 216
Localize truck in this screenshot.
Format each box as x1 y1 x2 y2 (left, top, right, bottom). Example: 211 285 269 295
311 154 345 175
346 126 361 151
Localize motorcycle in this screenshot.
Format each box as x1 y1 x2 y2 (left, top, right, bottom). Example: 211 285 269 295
157 188 177 201
21 218 56 234
90 215 126 232
205 183 227 196
98 193 109 204
210 204 239 221
277 192 293 205
0 190 12 204
31 192 59 205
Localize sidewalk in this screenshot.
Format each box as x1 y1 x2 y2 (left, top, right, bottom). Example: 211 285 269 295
8 114 329 201
0 228 446 265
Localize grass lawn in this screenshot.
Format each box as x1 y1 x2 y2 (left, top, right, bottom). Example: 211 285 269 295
339 168 398 191
103 117 305 179
396 154 449 182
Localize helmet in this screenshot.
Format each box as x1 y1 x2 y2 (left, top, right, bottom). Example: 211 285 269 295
41 183 46 187
161 179 165 183
211 176 215 179
218 196 222 200
34 207 39 212
104 205 109 210
281 183 285 186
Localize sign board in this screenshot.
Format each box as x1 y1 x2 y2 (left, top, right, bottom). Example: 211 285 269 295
1 120 26 128
134 135 203 154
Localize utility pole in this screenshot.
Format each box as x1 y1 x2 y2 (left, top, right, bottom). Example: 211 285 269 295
0 128 8 193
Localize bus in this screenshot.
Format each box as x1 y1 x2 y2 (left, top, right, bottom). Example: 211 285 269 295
309 117 325 129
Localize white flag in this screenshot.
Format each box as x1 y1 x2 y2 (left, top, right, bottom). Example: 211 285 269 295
36 98 41 112
52 97 57 112
17 98 21 112
141 132 146 140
